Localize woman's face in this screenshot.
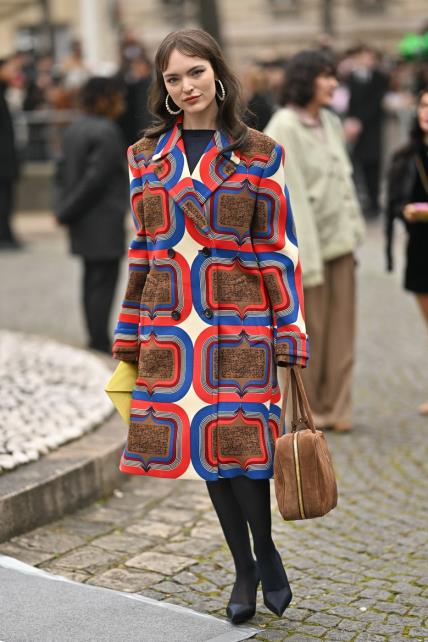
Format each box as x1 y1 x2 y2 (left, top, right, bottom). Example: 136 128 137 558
162 48 217 118
312 72 338 108
417 92 428 135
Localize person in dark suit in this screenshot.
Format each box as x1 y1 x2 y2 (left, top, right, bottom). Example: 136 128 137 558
347 46 389 219
55 77 128 354
0 57 21 250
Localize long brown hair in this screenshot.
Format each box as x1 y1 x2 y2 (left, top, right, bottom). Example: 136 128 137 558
145 29 248 151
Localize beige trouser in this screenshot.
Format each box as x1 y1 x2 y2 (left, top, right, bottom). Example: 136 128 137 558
301 252 355 427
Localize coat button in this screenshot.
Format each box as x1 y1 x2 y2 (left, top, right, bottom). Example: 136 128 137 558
204 308 213 319
172 310 181 321
201 246 211 257
168 248 176 258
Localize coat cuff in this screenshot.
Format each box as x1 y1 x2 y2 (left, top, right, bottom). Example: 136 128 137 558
275 332 309 368
112 332 139 362
112 344 139 362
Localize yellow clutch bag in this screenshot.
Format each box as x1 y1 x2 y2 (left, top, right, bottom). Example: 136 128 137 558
105 361 138 425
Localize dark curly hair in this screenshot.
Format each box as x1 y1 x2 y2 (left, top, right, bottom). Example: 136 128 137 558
279 49 337 107
144 29 248 152
79 76 123 115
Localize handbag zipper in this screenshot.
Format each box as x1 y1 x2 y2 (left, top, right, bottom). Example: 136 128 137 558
293 432 306 519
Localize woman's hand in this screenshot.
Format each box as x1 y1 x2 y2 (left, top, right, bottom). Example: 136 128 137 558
343 117 362 144
403 203 428 222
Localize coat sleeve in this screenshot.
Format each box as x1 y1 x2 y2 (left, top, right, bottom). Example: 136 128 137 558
112 145 149 361
264 116 323 288
384 158 397 272
384 150 408 273
56 124 122 224
251 142 309 368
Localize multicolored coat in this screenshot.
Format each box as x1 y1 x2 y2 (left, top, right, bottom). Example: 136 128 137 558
113 118 309 480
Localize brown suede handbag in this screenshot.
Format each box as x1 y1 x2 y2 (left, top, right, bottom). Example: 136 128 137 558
274 367 338 520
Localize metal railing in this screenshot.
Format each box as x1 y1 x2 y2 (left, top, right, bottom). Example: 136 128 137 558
13 109 79 163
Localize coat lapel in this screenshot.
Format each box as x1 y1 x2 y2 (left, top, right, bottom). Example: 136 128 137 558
150 117 241 232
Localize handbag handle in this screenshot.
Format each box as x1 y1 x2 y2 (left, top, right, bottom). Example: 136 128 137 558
291 368 316 433
279 367 316 434
288 368 308 431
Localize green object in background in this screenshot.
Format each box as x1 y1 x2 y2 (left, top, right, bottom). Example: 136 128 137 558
398 32 428 59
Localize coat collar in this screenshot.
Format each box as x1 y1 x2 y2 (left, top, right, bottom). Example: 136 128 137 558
150 116 241 233
151 114 240 166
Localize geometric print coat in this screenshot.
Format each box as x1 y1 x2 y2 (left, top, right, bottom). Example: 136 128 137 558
113 116 309 481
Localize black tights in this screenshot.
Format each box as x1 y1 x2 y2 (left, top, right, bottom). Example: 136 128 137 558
206 477 286 600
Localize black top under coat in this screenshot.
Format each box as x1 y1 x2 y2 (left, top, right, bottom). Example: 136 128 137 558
182 129 215 175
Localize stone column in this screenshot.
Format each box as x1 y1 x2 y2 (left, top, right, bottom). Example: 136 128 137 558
79 0 119 73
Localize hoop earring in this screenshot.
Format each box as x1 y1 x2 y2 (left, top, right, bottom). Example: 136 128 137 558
216 79 226 102
165 94 182 115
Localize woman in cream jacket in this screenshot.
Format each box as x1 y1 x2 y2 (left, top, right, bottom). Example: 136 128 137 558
265 50 365 431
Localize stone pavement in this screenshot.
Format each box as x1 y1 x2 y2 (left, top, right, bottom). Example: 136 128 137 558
1 216 428 641
0 213 127 349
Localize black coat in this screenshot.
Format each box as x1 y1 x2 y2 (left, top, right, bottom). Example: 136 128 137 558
347 69 388 162
0 81 19 180
385 143 417 271
245 92 274 132
55 114 128 260
117 75 152 146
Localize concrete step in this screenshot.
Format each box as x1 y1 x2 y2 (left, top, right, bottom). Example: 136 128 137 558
0 414 126 543
0 556 258 642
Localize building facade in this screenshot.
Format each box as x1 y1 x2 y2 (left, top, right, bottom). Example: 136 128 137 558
128 0 428 63
0 0 426 68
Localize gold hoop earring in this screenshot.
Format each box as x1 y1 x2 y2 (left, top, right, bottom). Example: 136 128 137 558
165 94 182 115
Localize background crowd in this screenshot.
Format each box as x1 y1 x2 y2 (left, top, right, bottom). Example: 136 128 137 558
2 31 428 152
1 23 428 417
1 28 428 212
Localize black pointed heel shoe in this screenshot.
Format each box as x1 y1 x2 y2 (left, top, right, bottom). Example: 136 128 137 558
226 567 260 624
259 551 292 616
226 600 257 625
263 585 292 616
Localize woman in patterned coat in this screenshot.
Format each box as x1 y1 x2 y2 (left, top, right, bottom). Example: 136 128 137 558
113 29 309 624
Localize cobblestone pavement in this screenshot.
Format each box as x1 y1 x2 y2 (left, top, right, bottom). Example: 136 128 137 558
1 217 428 641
